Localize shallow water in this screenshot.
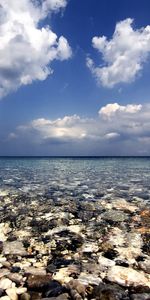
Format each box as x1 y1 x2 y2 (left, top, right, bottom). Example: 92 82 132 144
0 157 150 203
0 158 150 299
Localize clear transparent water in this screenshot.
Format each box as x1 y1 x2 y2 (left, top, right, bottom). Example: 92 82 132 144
0 157 149 203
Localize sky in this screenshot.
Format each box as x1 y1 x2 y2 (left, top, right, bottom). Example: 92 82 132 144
0 0 150 156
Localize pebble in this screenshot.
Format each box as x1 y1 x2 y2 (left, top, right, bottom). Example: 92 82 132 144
27 274 52 289
6 288 18 300
16 288 27 295
98 255 115 271
24 267 46 276
20 293 31 300
139 258 150 274
0 269 10 278
0 279 13 290
130 294 150 300
78 273 102 286
107 266 150 287
3 242 27 257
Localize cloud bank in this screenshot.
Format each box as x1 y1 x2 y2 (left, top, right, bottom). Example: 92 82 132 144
7 102 150 156
0 0 71 98
87 19 150 87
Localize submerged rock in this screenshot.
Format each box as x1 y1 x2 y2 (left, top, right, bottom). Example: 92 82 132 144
130 294 150 300
103 210 128 223
78 273 102 286
0 278 13 290
107 266 150 287
3 241 27 256
27 274 52 290
91 282 129 300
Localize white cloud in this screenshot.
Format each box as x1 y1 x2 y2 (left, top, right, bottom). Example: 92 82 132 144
99 103 142 119
0 0 71 98
7 102 150 154
41 0 67 16
87 18 150 87
7 132 18 140
104 132 120 139
20 115 87 141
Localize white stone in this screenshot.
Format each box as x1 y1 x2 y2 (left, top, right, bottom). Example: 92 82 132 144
16 288 27 295
117 246 142 264
0 278 13 290
3 241 27 256
68 225 83 234
108 227 125 247
82 242 99 253
78 273 102 286
0 269 10 278
24 267 46 275
0 223 12 242
0 190 9 196
53 267 73 284
112 199 138 212
107 266 150 287
98 255 115 271
6 288 18 300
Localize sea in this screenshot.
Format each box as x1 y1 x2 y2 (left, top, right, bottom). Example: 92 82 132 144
0 157 149 297
0 157 150 202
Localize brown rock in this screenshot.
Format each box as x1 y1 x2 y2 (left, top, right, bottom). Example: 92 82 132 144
27 274 52 290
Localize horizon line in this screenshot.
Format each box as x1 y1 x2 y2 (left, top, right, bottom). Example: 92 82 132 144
0 156 149 158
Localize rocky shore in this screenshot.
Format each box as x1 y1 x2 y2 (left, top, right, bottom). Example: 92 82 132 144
0 189 149 300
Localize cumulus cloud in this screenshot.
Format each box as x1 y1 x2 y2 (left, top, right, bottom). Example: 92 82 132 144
99 103 142 119
0 0 71 98
87 18 150 87
18 115 87 142
8 102 150 155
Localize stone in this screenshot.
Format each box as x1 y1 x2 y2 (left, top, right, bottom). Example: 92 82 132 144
0 289 4 297
7 274 23 285
0 297 10 300
107 266 150 287
6 288 18 300
24 267 46 276
27 274 52 290
0 269 10 278
67 280 86 298
131 294 150 300
82 242 99 253
53 267 74 284
20 293 31 300
112 199 138 212
41 295 69 300
92 282 129 300
0 190 9 196
28 291 42 299
98 255 115 271
78 273 102 286
16 288 27 295
0 278 13 290
0 223 12 242
103 210 128 222
139 258 150 274
3 241 27 256
45 280 65 297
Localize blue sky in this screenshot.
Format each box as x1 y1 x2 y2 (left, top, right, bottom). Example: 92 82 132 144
0 0 150 155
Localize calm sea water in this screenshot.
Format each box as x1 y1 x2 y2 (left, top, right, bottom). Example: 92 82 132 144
0 157 150 203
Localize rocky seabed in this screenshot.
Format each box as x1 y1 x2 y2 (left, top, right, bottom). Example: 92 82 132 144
0 189 149 300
